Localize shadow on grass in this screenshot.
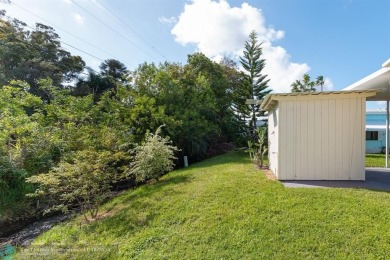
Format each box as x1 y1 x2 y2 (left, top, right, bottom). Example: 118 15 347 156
119 174 192 201
87 153 253 236
183 151 252 170
82 174 194 238
27 151 253 246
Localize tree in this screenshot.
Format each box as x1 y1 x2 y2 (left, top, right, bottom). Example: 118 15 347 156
237 31 271 141
0 14 85 98
99 59 129 83
316 75 325 92
187 53 237 142
291 74 325 92
74 68 113 102
219 56 243 142
130 60 225 161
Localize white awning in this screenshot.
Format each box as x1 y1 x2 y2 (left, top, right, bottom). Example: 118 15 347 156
347 59 390 168
366 125 388 131
343 59 390 101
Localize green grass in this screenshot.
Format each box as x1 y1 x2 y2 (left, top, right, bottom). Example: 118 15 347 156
366 153 386 167
17 151 390 259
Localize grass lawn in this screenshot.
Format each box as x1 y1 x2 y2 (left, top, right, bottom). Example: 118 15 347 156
366 153 386 167
17 151 390 259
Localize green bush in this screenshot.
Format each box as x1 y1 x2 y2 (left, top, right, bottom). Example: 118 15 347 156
26 149 130 221
247 127 268 168
132 126 178 181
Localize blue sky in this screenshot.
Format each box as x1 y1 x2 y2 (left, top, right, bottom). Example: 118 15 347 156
1 0 389 107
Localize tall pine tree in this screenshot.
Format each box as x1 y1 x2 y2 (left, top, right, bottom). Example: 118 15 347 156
236 31 271 141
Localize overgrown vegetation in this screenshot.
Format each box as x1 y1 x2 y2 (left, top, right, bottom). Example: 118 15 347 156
15 152 390 259
1 13 267 226
26 149 131 221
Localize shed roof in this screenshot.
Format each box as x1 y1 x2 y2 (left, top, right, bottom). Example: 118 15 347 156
260 90 377 111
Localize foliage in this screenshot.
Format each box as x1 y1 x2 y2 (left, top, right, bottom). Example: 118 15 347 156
316 75 325 91
0 152 36 223
0 81 45 179
0 13 85 99
0 14 242 223
131 126 178 182
131 57 237 161
291 73 325 92
73 68 114 102
100 59 129 83
0 79 134 221
19 151 390 259
74 59 129 101
26 149 130 221
247 127 268 168
235 31 271 142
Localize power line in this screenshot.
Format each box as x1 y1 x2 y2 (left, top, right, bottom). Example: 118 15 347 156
60 41 105 63
70 0 158 60
91 0 167 60
0 19 103 76
9 1 121 61
0 29 94 77
23 24 105 63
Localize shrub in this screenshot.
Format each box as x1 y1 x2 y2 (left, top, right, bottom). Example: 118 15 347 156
132 126 178 181
247 127 268 168
26 149 130 221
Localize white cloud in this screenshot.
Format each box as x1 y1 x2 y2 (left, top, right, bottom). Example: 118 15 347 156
159 16 177 24
323 77 333 91
63 0 72 4
171 0 320 93
73 13 85 25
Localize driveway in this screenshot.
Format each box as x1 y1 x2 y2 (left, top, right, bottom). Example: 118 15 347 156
282 168 390 191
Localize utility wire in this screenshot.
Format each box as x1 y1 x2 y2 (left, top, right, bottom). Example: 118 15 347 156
92 0 167 60
0 22 100 77
70 0 158 60
1 14 105 62
59 41 105 62
25 24 105 63
9 1 120 61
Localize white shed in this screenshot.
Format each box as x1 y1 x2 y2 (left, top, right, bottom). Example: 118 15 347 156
261 90 376 181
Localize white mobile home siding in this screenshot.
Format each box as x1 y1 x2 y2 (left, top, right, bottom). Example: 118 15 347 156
263 91 375 181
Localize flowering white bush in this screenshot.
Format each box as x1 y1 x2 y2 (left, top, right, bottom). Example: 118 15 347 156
132 126 178 181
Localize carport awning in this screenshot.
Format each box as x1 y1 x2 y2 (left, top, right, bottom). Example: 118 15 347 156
343 58 390 168
343 59 390 100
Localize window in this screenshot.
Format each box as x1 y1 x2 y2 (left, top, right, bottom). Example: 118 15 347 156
366 131 379 140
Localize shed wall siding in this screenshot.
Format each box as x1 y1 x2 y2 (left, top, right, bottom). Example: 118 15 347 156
277 96 366 180
268 108 279 178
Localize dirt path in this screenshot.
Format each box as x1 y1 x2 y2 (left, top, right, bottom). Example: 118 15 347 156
0 214 73 247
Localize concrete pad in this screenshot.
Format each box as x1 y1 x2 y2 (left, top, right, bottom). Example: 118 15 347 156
282 168 390 191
